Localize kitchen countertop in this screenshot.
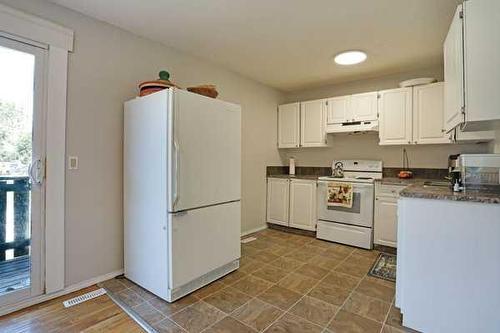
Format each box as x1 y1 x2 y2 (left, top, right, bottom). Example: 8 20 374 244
400 184 500 204
267 174 320 180
376 177 446 186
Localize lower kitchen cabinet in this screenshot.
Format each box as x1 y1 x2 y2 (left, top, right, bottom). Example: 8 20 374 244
289 179 317 231
266 178 289 226
374 183 405 248
266 177 317 231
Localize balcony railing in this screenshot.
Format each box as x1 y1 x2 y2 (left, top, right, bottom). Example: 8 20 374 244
0 176 31 263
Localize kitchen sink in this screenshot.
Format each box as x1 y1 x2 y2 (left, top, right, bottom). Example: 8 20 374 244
423 181 450 187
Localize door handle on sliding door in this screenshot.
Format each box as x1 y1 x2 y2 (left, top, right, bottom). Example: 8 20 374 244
173 141 180 208
29 158 44 185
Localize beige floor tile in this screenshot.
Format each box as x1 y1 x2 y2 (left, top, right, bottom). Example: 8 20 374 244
263 313 323 333
355 279 394 302
322 271 361 290
342 292 391 323
308 282 351 306
149 294 198 317
115 288 145 307
251 251 280 264
335 260 371 278
152 318 185 333
301 244 328 256
348 253 377 266
99 278 128 293
231 275 273 297
257 285 302 310
284 250 314 262
219 270 247 285
268 257 303 271
277 273 319 294
289 295 338 327
252 265 290 283
231 299 283 332
364 276 396 290
129 283 157 301
132 302 165 325
295 263 329 280
248 240 274 251
307 255 343 271
328 310 382 333
239 257 265 274
170 301 225 333
204 287 252 314
242 246 262 257
204 316 256 333
353 248 381 259
191 280 226 299
266 244 289 256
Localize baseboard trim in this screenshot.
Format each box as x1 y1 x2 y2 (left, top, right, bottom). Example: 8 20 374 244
241 225 267 237
0 269 124 317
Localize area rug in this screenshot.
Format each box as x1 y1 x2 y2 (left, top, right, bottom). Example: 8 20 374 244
368 253 397 282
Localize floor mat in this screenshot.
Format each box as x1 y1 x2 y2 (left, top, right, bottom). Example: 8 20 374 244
368 252 397 282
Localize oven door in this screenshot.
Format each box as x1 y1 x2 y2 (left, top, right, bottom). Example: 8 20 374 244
317 180 374 228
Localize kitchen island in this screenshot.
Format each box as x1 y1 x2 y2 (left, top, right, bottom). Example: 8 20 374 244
396 185 500 333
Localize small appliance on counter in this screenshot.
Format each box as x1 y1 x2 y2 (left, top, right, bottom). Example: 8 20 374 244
289 157 296 176
458 154 500 189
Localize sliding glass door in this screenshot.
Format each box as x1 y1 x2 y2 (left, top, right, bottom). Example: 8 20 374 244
0 35 46 305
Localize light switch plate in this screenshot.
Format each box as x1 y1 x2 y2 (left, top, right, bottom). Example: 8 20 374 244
68 156 78 170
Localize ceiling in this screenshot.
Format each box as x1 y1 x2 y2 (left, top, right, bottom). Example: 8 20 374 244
49 0 461 92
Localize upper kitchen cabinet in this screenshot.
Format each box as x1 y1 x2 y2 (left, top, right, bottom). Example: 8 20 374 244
278 100 327 148
327 96 350 124
301 99 328 147
378 87 413 145
444 0 500 132
326 92 378 133
350 92 378 122
278 103 300 148
413 83 450 144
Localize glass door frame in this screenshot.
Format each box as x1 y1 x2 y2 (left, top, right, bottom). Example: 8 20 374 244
0 35 47 306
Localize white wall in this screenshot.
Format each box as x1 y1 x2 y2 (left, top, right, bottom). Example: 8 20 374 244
283 67 491 169
1 0 283 286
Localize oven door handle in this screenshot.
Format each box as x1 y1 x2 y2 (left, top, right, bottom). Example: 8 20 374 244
317 180 374 188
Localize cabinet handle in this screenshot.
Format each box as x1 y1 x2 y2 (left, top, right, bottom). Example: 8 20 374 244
414 141 417 144
407 141 411 144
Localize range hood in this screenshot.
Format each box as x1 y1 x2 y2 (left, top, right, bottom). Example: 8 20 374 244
326 120 379 134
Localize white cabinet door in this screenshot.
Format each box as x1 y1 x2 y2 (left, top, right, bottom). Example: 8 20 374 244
374 196 398 248
444 5 465 133
350 92 378 122
278 103 300 148
327 96 350 124
289 179 316 231
378 88 413 145
413 83 450 144
300 99 327 147
266 178 289 226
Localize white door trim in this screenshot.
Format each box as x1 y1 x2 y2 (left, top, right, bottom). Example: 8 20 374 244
0 4 74 294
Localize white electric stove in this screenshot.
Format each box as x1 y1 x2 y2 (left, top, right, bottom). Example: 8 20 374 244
317 160 382 249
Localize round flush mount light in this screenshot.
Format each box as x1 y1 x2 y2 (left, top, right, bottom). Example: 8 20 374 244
334 50 367 65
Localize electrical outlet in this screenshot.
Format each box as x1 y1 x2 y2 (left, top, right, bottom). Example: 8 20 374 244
68 156 78 170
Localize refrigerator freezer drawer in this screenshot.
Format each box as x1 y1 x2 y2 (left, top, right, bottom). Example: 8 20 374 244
317 220 373 249
169 201 241 290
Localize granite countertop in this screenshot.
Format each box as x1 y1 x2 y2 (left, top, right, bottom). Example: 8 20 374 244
267 174 320 180
376 177 447 186
400 184 500 204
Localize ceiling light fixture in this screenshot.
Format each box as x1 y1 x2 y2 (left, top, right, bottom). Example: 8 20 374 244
334 50 367 65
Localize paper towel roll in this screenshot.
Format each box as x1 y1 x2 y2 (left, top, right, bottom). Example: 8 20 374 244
289 157 295 175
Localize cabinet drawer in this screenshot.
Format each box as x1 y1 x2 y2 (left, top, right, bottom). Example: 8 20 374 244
317 221 372 250
375 183 406 198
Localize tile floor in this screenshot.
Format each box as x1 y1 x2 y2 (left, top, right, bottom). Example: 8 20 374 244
100 228 419 333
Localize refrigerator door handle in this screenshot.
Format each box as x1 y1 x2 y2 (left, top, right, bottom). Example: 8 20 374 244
173 140 180 209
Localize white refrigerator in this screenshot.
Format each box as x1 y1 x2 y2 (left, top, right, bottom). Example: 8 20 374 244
124 88 241 302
